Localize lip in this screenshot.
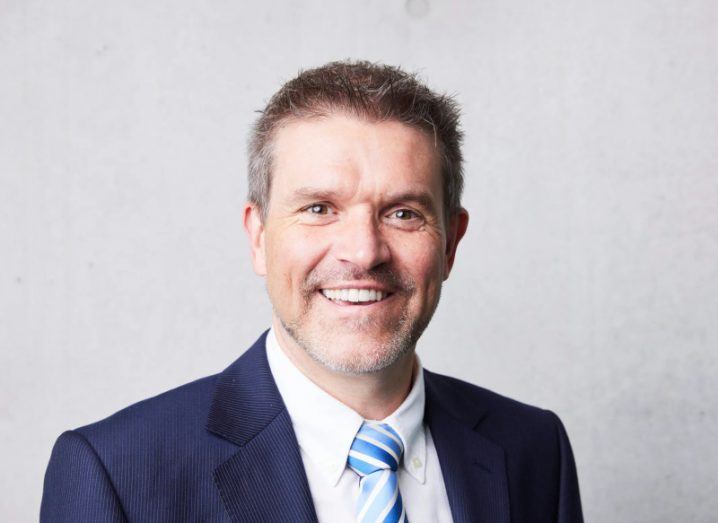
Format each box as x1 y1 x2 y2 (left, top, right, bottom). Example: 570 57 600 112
318 281 396 293
316 289 395 308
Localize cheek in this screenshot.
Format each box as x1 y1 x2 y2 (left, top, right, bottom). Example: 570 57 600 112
266 229 330 285
396 239 445 288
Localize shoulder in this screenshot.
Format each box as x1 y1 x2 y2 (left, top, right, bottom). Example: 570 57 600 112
42 373 238 521
75 373 220 446
423 369 583 519
423 369 566 447
424 369 557 419
60 371 241 485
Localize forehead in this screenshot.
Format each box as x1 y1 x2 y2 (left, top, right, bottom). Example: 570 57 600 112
270 114 443 198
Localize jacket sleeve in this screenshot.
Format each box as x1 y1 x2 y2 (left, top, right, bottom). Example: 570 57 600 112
550 412 584 523
40 430 128 523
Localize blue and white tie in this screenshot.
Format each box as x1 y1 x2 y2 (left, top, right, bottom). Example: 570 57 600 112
347 422 409 523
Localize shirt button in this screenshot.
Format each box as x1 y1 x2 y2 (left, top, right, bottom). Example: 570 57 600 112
411 457 422 469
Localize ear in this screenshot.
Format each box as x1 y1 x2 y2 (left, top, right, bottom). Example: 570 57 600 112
443 208 469 280
243 202 267 276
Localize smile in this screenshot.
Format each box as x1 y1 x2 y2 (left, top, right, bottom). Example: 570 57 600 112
320 288 390 303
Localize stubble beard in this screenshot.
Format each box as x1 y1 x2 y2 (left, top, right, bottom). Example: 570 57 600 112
276 267 438 375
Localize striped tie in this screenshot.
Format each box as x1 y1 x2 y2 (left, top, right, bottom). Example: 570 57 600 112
347 422 409 523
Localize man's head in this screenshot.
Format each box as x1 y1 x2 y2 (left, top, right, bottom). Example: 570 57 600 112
244 61 468 376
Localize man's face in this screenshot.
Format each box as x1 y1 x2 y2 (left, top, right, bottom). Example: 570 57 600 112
245 113 467 374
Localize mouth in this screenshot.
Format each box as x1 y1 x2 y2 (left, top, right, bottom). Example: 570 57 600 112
319 287 393 305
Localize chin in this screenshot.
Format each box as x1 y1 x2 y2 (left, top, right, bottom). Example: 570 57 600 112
281 319 416 375
307 342 413 376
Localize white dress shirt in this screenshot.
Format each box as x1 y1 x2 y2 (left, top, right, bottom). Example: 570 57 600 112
265 328 454 523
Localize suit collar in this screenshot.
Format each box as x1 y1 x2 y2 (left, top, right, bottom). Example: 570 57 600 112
206 331 319 523
206 331 283 446
424 369 511 523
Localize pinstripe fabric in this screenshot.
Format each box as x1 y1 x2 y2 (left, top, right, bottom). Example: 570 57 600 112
424 370 584 522
41 373 234 522
212 410 318 522
41 431 128 522
208 332 318 522
347 422 408 523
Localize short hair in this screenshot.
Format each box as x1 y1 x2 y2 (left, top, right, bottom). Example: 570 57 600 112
247 60 464 221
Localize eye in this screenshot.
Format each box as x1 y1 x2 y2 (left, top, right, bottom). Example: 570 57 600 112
391 209 419 220
386 208 425 230
303 203 330 215
298 203 337 223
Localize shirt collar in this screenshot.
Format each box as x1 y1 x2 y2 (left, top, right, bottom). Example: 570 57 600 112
265 328 427 486
380 358 427 484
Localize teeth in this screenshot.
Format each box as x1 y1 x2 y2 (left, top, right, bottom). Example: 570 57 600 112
321 288 386 303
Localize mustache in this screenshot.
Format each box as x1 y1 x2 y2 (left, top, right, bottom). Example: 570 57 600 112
303 265 415 293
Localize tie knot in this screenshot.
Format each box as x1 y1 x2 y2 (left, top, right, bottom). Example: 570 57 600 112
347 422 405 476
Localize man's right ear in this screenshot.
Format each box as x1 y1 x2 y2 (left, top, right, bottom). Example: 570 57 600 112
243 203 267 276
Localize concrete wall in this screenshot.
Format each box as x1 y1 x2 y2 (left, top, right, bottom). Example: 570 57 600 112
1 0 716 520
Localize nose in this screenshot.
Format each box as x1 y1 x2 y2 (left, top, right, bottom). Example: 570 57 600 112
333 212 391 270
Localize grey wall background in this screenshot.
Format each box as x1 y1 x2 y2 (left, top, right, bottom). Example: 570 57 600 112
1 0 716 521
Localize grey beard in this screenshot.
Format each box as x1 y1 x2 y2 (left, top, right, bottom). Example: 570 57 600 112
277 288 435 375
272 264 436 374
279 312 409 375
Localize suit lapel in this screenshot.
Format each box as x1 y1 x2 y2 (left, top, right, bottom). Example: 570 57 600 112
205 334 511 522
424 370 511 523
206 332 318 523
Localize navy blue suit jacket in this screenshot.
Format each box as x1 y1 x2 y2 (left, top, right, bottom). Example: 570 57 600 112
41 332 583 522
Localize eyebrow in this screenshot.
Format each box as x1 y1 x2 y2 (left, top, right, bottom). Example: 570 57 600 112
289 187 343 202
385 190 439 214
287 187 440 214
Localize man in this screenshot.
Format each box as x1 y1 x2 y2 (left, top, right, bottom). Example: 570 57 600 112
41 61 583 522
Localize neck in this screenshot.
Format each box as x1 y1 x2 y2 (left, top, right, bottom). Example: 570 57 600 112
271 318 416 420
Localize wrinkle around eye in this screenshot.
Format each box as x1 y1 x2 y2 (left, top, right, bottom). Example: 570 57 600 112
385 208 426 230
